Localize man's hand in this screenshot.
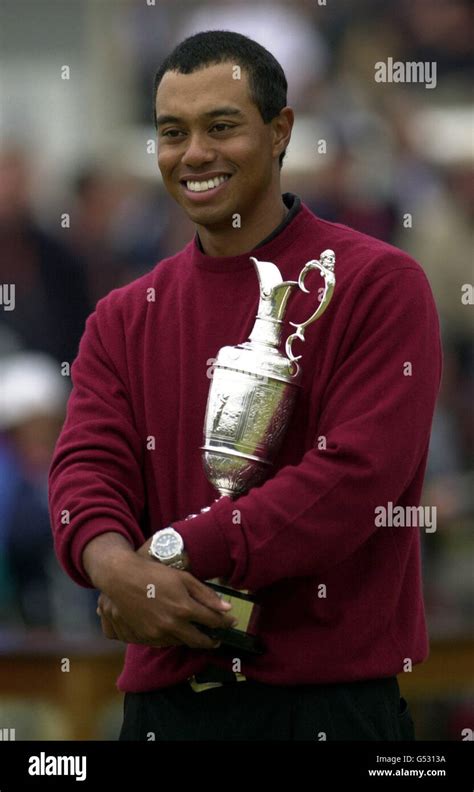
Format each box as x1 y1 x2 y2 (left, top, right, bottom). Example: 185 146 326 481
95 551 237 649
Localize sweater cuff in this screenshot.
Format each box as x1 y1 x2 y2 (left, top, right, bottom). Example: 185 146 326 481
172 499 234 581
67 519 138 589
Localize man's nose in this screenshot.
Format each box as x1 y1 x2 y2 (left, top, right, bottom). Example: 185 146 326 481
181 133 216 168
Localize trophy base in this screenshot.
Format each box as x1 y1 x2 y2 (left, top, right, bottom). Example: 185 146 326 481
192 580 264 656
194 625 265 656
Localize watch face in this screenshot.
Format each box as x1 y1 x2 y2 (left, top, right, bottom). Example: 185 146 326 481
155 531 182 560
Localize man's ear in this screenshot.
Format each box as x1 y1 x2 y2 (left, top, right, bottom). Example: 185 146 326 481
271 106 294 162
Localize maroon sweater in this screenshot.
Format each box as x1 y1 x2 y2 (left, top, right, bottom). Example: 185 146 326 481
48 198 442 692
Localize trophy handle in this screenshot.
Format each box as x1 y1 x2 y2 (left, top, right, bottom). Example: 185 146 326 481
285 250 336 375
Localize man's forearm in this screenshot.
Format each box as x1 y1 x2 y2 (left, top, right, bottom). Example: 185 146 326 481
82 532 136 593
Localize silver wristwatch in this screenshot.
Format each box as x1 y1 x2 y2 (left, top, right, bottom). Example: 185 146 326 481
148 527 188 570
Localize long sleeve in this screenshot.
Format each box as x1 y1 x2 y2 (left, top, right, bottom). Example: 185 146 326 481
48 298 146 588
174 265 443 591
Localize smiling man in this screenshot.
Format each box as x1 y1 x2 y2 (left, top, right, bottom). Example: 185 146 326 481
155 59 292 256
49 31 442 741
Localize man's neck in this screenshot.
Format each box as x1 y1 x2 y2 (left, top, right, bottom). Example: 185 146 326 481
196 194 289 257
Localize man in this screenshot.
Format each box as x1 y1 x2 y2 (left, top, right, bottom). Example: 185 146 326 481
49 31 442 740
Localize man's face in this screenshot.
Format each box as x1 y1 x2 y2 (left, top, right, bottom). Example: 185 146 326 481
155 63 279 227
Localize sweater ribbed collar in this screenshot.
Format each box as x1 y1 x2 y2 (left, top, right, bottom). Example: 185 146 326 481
190 193 308 273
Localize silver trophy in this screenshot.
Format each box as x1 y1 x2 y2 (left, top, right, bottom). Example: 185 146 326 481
187 250 336 654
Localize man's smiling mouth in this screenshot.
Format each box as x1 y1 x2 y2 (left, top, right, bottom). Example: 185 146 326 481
181 174 232 193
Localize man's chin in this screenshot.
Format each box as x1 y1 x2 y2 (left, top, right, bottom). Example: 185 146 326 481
181 201 236 229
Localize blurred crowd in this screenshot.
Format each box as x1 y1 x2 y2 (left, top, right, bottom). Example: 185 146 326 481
0 0 472 671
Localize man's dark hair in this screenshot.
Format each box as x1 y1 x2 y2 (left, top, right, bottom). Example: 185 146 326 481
152 30 289 168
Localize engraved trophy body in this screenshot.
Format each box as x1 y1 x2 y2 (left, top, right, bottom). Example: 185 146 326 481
187 251 336 655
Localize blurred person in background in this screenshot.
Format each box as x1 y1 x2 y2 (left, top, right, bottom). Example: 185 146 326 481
0 353 97 632
0 145 90 365
66 165 169 306
67 165 130 307
395 157 474 343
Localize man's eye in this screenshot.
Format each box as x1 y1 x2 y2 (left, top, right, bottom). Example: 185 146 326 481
162 129 184 138
210 123 234 133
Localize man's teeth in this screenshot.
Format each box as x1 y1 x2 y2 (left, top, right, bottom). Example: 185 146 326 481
186 175 230 192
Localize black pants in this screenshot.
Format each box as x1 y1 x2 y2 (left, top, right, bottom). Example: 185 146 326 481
118 675 416 741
